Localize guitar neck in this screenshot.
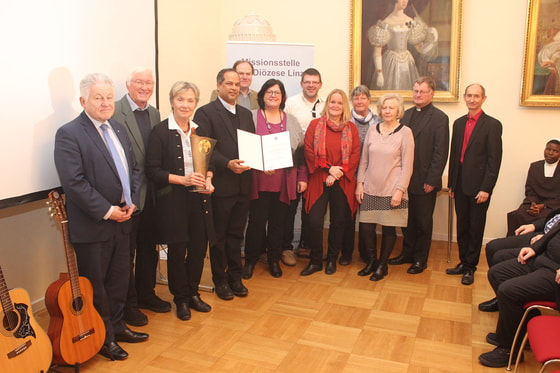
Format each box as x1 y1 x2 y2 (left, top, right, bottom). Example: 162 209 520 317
60 221 82 301
0 266 14 315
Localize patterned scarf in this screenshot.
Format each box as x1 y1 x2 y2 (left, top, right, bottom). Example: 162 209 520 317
313 115 352 168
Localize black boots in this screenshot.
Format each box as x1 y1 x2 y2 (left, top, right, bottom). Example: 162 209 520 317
370 234 396 282
357 223 377 276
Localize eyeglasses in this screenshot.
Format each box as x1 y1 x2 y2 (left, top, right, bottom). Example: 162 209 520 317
265 90 282 96
302 81 320 86
412 90 431 95
133 79 155 87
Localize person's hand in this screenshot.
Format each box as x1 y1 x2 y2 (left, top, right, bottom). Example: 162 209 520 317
264 169 276 175
325 175 336 187
185 172 206 188
109 204 135 222
423 184 435 194
475 191 489 204
448 188 454 199
227 159 251 174
197 177 215 194
376 72 384 88
518 247 536 265
515 224 536 236
391 189 403 207
555 268 560 284
530 234 544 245
527 202 545 216
329 166 344 180
541 60 555 69
297 181 307 194
355 182 364 204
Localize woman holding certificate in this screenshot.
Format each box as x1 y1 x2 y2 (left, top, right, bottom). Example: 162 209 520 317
301 89 361 276
145 81 215 321
355 93 414 281
242 79 307 279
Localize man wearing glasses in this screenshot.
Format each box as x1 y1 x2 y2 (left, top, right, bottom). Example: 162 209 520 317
283 68 325 262
388 76 449 274
112 67 170 327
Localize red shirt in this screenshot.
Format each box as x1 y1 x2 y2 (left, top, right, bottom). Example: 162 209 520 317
460 110 483 163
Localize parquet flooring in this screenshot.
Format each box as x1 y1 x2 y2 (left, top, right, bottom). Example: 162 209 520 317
37 239 545 372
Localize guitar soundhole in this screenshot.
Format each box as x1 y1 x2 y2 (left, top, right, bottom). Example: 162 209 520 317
72 296 84 313
3 309 19 331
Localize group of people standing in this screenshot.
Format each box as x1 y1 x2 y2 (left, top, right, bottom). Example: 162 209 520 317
54 60 509 364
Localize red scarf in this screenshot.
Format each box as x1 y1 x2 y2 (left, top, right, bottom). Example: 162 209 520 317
312 115 352 168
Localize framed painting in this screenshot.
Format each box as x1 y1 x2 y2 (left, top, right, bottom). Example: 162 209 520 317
350 0 463 102
520 0 560 107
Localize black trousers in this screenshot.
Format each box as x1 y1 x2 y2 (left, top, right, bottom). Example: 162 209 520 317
74 225 130 344
210 195 250 285
126 193 159 308
283 192 308 250
166 193 208 304
401 191 437 264
484 233 538 267
453 179 490 271
488 258 557 348
245 192 289 265
307 182 351 265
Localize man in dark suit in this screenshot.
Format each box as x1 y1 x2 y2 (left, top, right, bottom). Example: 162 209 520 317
54 73 148 361
112 67 170 327
194 68 255 300
388 76 449 274
478 209 560 367
447 83 503 285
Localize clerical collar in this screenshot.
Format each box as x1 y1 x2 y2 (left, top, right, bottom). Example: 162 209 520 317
415 102 433 112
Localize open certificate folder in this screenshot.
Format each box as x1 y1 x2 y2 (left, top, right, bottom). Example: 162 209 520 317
237 129 293 171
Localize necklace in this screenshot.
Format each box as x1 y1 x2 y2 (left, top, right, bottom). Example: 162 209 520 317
263 110 285 133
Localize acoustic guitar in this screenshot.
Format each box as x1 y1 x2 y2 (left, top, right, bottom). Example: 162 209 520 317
0 264 52 372
45 190 105 365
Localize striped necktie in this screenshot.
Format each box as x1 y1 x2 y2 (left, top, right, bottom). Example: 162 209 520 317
100 123 133 207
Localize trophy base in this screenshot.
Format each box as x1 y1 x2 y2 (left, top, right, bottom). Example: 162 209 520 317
189 189 211 193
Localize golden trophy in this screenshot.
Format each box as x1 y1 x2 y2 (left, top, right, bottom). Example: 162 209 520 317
190 133 217 191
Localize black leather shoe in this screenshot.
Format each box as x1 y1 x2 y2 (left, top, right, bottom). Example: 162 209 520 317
479 346 523 368
176 302 191 320
230 281 249 297
338 257 351 266
358 260 377 276
242 262 255 279
137 296 172 313
369 263 388 281
486 332 498 346
388 255 413 265
215 283 234 300
189 295 211 313
325 261 336 275
407 262 427 274
462 270 474 285
115 327 149 343
479 297 499 312
300 263 322 276
99 341 128 360
269 262 282 278
446 263 465 275
124 307 148 327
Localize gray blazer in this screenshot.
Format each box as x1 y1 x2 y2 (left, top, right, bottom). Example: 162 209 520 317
112 95 160 210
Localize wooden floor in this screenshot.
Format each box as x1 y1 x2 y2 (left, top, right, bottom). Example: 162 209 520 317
36 239 545 373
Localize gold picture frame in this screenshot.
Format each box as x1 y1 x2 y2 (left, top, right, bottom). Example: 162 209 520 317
520 0 560 107
350 0 463 102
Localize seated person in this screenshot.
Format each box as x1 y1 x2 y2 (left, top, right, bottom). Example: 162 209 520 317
506 139 560 236
478 209 560 368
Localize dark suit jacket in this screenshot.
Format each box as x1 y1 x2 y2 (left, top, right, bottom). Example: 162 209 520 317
54 111 140 243
401 103 449 194
112 95 160 210
448 111 502 196
193 99 255 198
145 120 215 244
